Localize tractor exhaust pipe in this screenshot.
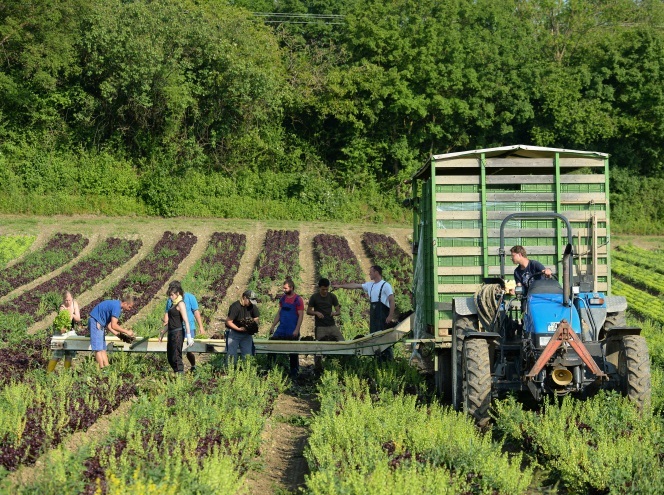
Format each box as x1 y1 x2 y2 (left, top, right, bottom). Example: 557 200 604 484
563 243 572 307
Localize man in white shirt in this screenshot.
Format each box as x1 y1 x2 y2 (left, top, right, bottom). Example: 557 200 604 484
334 265 395 360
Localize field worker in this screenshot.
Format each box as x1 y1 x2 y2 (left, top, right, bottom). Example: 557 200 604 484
225 290 260 363
89 294 135 369
268 278 304 380
159 283 193 374
163 280 205 372
47 290 81 372
307 278 343 371
510 245 552 293
334 265 395 361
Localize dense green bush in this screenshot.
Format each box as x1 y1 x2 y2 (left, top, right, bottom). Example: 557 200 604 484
494 393 664 494
611 167 664 235
2 0 662 227
305 370 533 494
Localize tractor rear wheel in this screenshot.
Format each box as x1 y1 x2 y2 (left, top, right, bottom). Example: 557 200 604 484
617 335 651 410
600 311 626 339
462 338 492 426
453 314 479 409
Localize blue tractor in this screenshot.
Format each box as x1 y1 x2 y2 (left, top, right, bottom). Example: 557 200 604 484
451 213 651 425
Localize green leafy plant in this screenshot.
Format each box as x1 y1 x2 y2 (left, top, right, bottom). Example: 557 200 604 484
52 310 72 335
0 235 35 266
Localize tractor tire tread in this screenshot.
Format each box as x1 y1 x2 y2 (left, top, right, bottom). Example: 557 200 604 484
463 339 491 426
621 335 651 410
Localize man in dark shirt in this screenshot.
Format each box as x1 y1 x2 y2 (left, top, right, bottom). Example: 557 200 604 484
226 290 260 362
307 278 343 371
510 245 552 292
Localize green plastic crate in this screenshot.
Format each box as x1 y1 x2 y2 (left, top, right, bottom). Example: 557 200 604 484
439 275 482 284
438 256 481 267
436 184 479 193
562 204 606 211
438 294 473 303
561 184 605 193
437 202 481 211
437 237 481 247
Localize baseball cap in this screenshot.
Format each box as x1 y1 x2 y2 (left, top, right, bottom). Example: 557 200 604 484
242 290 258 304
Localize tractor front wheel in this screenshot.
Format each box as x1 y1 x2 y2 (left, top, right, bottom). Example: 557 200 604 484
617 335 651 411
462 338 492 426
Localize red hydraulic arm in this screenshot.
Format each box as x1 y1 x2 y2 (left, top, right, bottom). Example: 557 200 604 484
525 319 607 381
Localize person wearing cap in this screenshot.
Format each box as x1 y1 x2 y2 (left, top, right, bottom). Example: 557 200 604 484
163 280 205 372
225 290 260 361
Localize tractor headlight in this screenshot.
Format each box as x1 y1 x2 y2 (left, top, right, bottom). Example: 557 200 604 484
539 336 551 347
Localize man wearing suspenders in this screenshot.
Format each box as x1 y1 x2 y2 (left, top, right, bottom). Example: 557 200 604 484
334 265 395 361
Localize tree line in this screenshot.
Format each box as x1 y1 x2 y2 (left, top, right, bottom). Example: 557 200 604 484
0 0 662 229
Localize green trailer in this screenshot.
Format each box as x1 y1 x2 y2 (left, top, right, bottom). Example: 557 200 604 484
409 145 618 400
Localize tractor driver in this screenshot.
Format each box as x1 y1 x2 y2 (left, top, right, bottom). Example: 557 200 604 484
510 245 552 294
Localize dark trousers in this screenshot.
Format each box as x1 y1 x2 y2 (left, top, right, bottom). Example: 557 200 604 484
269 334 299 377
166 327 184 373
370 302 393 361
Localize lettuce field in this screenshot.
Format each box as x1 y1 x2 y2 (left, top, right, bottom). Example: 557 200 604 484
0 218 662 494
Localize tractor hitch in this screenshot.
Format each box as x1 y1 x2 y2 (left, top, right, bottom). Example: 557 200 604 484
525 319 607 382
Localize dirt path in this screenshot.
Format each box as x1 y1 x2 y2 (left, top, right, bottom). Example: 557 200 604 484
298 229 316 339
344 230 371 277
244 390 319 494
393 232 413 258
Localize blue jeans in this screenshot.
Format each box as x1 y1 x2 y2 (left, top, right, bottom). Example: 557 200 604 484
89 318 106 351
226 329 254 362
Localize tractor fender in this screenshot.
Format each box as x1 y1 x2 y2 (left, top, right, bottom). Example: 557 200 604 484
460 331 501 341
453 297 477 316
605 326 642 339
605 295 627 313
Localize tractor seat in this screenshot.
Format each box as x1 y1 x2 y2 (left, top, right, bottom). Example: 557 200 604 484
527 278 563 295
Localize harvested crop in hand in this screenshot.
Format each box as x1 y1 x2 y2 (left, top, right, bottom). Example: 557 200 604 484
53 310 72 335
117 332 136 344
238 318 259 335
